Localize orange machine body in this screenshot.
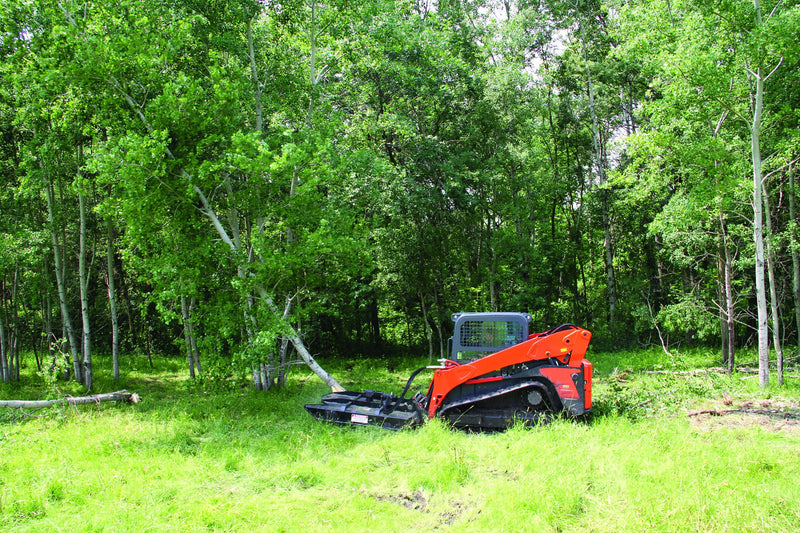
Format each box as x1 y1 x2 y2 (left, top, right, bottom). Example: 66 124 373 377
426 326 592 419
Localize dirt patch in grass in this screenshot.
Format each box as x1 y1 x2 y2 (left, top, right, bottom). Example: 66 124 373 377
687 398 800 435
371 490 428 512
436 500 470 529
367 491 472 529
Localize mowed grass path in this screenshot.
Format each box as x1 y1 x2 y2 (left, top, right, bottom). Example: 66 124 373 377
1 350 798 532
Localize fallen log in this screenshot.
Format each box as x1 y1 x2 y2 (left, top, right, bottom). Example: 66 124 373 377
0 390 140 410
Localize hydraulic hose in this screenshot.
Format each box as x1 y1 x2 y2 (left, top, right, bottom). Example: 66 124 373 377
378 366 431 414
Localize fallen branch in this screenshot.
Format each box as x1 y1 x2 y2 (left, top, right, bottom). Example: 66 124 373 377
644 367 797 376
687 407 800 419
686 409 726 417
0 390 140 410
644 368 727 376
736 354 800 368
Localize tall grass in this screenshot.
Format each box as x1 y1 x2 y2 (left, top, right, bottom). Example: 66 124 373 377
0 351 798 532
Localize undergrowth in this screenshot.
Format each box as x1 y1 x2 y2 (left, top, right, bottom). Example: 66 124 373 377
0 350 798 532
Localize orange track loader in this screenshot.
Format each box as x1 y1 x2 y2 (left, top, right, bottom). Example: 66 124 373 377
305 312 592 430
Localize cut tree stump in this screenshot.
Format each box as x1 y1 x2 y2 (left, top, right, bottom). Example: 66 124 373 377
0 390 140 410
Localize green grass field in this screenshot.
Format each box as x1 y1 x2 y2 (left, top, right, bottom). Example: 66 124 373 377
1 349 798 532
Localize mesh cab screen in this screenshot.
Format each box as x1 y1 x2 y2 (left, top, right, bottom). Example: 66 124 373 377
450 313 531 361
458 320 524 350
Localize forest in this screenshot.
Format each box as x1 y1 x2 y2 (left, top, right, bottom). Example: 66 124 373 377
1 0 800 391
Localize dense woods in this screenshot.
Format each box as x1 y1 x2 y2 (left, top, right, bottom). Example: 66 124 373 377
1 0 799 390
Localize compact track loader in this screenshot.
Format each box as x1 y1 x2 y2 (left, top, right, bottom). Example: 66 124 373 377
305 312 592 430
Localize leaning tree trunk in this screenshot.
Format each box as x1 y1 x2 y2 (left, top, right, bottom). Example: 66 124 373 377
257 288 343 391
191 185 343 391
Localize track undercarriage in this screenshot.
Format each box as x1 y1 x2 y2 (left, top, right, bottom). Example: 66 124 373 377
438 377 559 430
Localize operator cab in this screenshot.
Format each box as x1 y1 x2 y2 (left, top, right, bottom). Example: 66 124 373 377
450 312 531 362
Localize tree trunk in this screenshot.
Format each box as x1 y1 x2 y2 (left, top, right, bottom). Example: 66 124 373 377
189 297 201 375
252 364 263 390
11 265 21 381
368 296 381 347
42 266 54 365
749 2 769 388
246 17 264 134
107 221 120 381
489 246 498 313
277 336 290 388
751 108 769 387
762 183 783 385
716 247 728 364
419 292 434 363
45 177 81 382
181 294 196 379
720 214 736 375
78 192 93 390
0 304 8 383
789 164 800 359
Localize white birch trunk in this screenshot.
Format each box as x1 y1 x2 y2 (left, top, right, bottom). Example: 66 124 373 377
750 68 769 389
107 221 120 381
751 0 770 389
762 185 783 385
78 192 92 390
45 177 81 382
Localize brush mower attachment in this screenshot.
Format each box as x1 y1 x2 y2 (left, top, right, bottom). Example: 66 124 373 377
305 365 430 430
304 390 426 430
